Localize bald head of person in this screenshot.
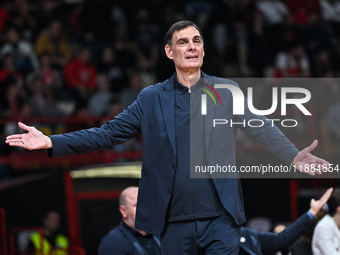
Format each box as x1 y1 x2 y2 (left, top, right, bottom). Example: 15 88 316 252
118 186 143 233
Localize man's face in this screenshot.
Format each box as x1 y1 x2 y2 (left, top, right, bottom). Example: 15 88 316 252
120 188 138 229
44 212 60 234
165 26 204 73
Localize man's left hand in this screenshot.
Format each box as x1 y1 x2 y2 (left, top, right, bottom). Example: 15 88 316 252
292 140 331 176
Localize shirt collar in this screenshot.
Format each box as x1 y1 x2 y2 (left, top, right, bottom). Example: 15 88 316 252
174 73 203 95
174 76 188 95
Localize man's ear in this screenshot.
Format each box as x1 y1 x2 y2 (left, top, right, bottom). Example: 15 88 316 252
119 205 126 218
165 44 173 60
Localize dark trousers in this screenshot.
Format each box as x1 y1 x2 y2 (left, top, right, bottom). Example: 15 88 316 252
160 213 240 255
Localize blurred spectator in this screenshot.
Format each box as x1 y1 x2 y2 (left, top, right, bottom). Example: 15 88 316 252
3 83 26 120
120 71 144 109
106 98 123 119
0 53 23 119
88 74 113 117
35 0 62 38
97 46 127 93
65 103 94 132
0 53 23 86
274 44 310 78
8 0 36 41
1 27 40 75
29 78 61 118
302 12 333 57
183 0 213 27
229 0 256 76
38 52 62 91
27 211 69 255
247 12 269 77
0 5 10 34
319 0 340 36
35 20 72 70
205 0 231 61
111 3 128 35
100 97 123 128
64 46 97 108
130 8 159 75
286 0 320 26
256 0 289 26
256 0 289 62
98 186 161 255
312 188 340 255
112 26 136 77
312 48 333 77
280 14 304 51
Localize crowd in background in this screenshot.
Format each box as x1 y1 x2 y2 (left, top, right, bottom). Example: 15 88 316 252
1 1 340 254
1 0 340 157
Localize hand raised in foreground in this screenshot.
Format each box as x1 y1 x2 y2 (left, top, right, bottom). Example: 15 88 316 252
292 140 331 176
5 122 52 150
309 187 333 216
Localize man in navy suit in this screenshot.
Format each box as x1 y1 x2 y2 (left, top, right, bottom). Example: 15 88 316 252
239 188 332 255
6 21 330 254
98 186 161 255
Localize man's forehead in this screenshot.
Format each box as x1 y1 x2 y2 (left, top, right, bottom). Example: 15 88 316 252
172 26 201 40
126 190 138 201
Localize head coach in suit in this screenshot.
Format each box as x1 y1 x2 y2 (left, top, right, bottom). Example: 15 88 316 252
6 20 330 254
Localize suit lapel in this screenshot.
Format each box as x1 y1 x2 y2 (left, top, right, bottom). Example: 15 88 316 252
159 75 176 157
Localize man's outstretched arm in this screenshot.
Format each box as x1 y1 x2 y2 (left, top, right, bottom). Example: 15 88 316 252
259 187 333 253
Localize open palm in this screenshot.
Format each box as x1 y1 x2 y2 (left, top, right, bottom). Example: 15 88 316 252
5 122 50 150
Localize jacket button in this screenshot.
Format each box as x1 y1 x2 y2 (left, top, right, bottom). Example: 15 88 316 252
167 189 171 194
171 164 175 169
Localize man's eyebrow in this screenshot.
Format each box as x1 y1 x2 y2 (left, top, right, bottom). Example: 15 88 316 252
176 35 202 43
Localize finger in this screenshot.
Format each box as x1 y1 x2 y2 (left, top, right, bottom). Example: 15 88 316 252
5 138 24 144
311 163 326 175
311 154 331 166
301 168 315 176
7 141 25 148
304 139 318 154
5 134 23 141
312 162 333 173
319 188 333 204
18 122 31 131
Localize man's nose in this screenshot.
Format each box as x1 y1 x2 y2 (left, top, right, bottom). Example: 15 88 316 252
188 41 196 51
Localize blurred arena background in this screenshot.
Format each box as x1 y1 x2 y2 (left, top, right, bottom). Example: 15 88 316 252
0 0 340 254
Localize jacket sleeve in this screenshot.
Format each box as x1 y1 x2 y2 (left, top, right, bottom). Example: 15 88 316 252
259 212 314 253
47 86 146 158
235 86 299 165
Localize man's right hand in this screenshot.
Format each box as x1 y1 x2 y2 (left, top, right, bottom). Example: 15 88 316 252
309 187 333 217
5 122 53 150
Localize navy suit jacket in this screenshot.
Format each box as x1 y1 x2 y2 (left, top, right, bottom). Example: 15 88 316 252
49 72 299 234
240 213 314 255
98 221 160 255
